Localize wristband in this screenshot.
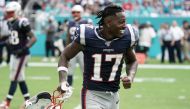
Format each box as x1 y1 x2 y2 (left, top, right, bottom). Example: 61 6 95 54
57 66 68 73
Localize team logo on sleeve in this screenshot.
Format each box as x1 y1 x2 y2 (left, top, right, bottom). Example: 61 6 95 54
22 19 30 27
69 27 77 36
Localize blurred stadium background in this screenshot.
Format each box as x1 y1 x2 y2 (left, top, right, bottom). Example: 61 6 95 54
0 0 190 109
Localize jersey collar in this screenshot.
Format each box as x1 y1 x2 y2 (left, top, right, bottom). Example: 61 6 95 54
94 27 120 42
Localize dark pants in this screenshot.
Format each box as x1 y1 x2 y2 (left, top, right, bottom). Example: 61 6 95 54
45 41 55 57
161 41 174 63
135 45 149 56
173 40 183 63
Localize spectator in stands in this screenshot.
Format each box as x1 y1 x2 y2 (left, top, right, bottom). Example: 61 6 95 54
158 23 173 63
42 17 57 62
171 0 184 16
170 20 184 63
183 0 190 16
122 0 133 11
182 20 190 62
132 0 141 16
140 1 153 16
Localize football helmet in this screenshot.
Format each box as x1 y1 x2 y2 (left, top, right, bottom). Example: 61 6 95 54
4 1 21 21
71 5 83 21
25 90 71 109
71 5 84 13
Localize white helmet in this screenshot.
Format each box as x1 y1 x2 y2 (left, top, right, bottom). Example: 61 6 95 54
5 1 21 21
71 5 83 21
71 5 84 13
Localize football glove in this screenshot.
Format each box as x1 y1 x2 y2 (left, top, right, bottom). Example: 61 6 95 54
57 81 73 101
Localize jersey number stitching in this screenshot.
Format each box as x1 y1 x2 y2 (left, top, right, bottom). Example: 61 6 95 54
9 30 19 45
91 54 123 81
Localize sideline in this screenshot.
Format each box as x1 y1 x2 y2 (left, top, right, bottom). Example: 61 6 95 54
29 63 190 70
1 62 189 69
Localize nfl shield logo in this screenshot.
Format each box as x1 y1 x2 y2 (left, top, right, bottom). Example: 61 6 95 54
105 41 111 47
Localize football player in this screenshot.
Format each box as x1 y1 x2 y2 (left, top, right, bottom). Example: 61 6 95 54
0 17 10 66
0 1 37 109
66 5 92 86
57 4 139 109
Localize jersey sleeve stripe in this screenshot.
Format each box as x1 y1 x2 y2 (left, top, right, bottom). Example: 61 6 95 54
80 24 86 45
127 24 135 47
19 19 22 28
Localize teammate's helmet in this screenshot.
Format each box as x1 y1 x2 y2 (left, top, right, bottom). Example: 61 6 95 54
71 5 84 13
5 1 21 21
71 5 83 21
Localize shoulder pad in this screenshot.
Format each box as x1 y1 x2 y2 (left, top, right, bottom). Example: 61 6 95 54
127 24 139 47
19 17 30 28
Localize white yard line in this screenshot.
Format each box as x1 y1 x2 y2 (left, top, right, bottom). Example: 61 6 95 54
1 62 190 69
73 104 81 109
138 64 190 69
134 77 176 83
178 95 186 100
29 63 190 70
27 76 51 80
29 62 57 67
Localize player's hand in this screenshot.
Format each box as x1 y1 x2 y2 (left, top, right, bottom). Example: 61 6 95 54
57 81 73 101
121 76 132 89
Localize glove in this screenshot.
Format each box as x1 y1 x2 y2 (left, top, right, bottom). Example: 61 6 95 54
57 81 73 101
12 46 28 57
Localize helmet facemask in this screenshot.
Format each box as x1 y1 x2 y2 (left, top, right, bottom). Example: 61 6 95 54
5 1 22 21
71 5 83 21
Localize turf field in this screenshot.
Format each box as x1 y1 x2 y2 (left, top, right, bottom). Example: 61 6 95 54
0 57 190 109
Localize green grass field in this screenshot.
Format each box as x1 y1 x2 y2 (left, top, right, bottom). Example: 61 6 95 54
0 57 190 109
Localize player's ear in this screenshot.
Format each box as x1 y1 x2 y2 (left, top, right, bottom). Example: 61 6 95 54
107 24 110 27
104 17 112 28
